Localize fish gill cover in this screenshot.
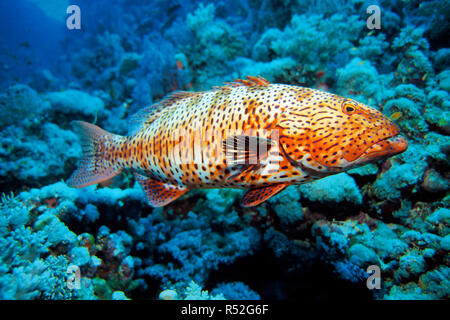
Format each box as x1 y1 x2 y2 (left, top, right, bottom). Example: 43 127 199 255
0 0 448 301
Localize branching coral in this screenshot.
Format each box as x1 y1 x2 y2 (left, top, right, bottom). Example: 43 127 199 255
0 0 448 302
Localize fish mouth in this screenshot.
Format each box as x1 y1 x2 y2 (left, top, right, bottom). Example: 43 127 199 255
359 134 408 162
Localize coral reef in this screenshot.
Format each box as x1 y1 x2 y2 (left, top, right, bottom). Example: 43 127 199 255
0 0 448 301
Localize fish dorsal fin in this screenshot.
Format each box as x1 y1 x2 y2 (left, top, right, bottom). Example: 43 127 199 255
234 76 270 87
134 173 188 207
159 91 198 107
241 183 289 207
128 105 162 135
223 135 273 165
128 90 197 135
224 76 270 88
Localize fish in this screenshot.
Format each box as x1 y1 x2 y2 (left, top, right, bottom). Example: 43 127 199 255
19 41 30 48
67 76 408 207
389 112 403 120
176 60 184 70
315 71 326 80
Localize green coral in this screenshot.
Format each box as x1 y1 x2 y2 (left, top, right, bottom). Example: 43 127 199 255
185 3 246 87
254 13 364 68
182 281 225 300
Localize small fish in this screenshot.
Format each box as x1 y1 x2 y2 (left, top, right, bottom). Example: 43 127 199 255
19 41 30 48
390 112 402 120
135 18 155 34
68 76 408 207
161 3 181 31
176 60 184 70
315 71 326 80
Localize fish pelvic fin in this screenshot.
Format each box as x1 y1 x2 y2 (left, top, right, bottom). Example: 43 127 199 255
67 121 124 188
134 173 188 207
241 183 289 207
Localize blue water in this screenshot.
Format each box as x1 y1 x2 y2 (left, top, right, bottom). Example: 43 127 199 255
0 0 448 300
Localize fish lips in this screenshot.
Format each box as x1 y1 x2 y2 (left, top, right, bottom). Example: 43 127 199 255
358 134 408 163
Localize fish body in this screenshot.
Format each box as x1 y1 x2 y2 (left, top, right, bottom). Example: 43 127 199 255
68 76 408 207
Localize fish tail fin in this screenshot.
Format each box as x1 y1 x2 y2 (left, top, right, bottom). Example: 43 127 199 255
67 121 125 188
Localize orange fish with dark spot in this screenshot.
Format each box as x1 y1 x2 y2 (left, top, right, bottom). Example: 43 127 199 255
68 76 408 207
176 60 184 70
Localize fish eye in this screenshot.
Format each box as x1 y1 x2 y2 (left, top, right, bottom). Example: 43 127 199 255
342 100 358 115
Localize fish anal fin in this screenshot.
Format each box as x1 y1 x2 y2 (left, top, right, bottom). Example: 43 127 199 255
223 135 273 165
241 183 289 207
134 174 188 207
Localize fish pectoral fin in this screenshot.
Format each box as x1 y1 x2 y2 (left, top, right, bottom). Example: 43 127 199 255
241 183 289 207
134 174 188 207
223 135 273 165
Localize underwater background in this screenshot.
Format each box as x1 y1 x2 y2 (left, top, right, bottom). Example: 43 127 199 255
0 0 449 300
